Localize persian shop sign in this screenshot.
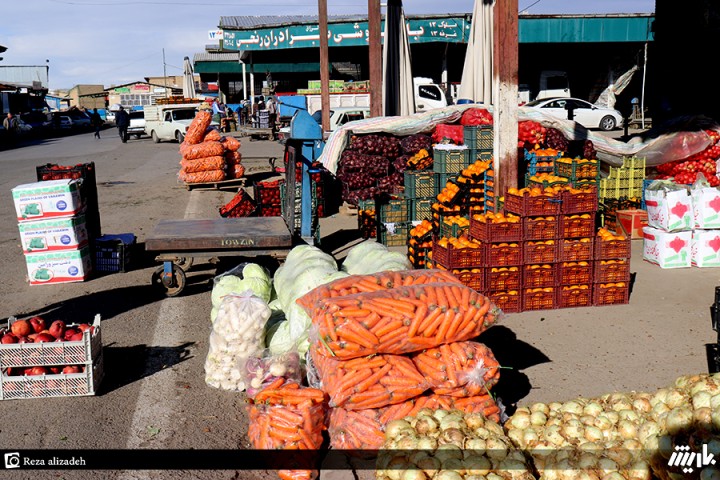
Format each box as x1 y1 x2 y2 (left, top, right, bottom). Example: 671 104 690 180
223 18 468 51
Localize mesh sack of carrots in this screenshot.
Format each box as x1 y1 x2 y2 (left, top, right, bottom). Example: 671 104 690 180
224 150 242 165
221 135 241 152
308 345 428 410
180 140 225 160
296 269 460 318
227 163 245 180
178 169 225 183
183 110 212 145
179 156 226 173
412 341 500 397
308 282 499 359
203 128 222 142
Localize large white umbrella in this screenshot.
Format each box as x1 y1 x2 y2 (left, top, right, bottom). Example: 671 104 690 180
458 0 495 104
382 0 415 116
182 56 196 99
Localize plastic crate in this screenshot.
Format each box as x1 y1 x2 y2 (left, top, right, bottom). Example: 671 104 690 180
523 288 557 311
93 233 136 273
523 216 559 241
593 283 630 306
558 286 593 309
258 204 282 217
523 264 557 288
432 239 485 269
253 180 284 206
378 198 409 224
594 259 631 283
486 243 522 267
559 238 594 262
527 160 556 176
468 148 493 163
594 236 632 260
561 187 599 214
523 240 558 264
439 217 470 238
559 215 596 239
622 156 646 170
453 268 485 291
357 200 377 239
554 159 599 180
504 191 562 216
486 267 522 291
433 147 470 174
469 217 522 243
525 174 570 190
378 222 410 247
410 198 434 222
219 190 256 218
404 171 437 198
559 262 593 285
487 290 521 313
463 125 494 150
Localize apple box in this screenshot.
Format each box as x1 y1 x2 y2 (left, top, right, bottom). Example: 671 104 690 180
693 186 720 229
24 246 92 285
645 187 693 232
17 215 88 254
692 229 720 268
617 209 648 240
643 226 692 268
12 179 83 223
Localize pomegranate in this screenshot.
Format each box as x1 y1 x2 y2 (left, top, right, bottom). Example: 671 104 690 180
34 333 55 343
27 333 38 342
17 336 30 344
1 333 18 344
10 320 32 337
29 316 46 334
69 332 84 342
26 366 48 376
48 320 66 339
77 324 94 334
63 328 79 341
49 366 61 374
62 365 81 374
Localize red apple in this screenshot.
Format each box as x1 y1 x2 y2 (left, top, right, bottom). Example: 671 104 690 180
49 366 61 374
1 333 18 344
26 366 48 376
48 320 66 339
10 320 32 337
69 333 84 342
62 365 81 374
63 328 79 341
34 333 55 343
29 316 46 334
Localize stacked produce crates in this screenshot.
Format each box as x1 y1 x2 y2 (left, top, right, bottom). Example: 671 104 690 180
599 155 646 201
407 221 433 269
463 125 493 163
594 228 632 304
254 179 284 217
403 170 436 222
524 149 561 177
219 190 256 218
360 196 410 247
554 157 600 189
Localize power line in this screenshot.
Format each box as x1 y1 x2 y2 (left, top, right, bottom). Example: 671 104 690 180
520 0 542 11
48 0 366 5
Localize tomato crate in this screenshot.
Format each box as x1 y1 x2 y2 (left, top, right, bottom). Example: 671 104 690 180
559 238 595 262
558 286 593 309
433 146 470 174
523 216 559 241
486 267 522 291
219 190 256 218
378 198 410 224
594 259 631 283
469 216 522 243
559 215 596 239
463 125 494 150
487 290 522 313
253 180 284 206
378 222 410 248
432 239 485 269
486 242 523 267
594 237 631 260
554 159 600 180
504 191 562 216
559 262 593 285
593 283 630 306
404 171 437 198
561 187 599 214
523 264 557 288
523 240 558 264
0 315 102 368
523 288 557 311
453 268 485 291
258 204 282 217
410 198 434 222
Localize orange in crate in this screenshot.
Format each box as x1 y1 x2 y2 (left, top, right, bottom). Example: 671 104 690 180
559 285 593 309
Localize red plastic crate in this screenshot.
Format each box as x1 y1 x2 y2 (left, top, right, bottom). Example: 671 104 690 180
453 269 485 291
254 180 284 205
486 242 523 266
469 216 522 243
432 240 485 269
559 238 594 262
523 264 557 289
593 283 630 306
523 216 559 240
487 290 522 313
258 205 282 217
561 187 599 214
594 237 632 260
594 259 631 283
523 288 557 311
486 267 522 291
504 191 562 216
560 215 596 239
559 262 593 285
219 190 256 218
558 285 593 308
523 240 558 264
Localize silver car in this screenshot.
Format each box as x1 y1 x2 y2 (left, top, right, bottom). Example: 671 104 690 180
524 97 623 131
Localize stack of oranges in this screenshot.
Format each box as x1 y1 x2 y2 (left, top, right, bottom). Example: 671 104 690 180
597 227 627 241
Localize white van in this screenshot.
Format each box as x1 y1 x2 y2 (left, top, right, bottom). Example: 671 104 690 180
413 77 449 112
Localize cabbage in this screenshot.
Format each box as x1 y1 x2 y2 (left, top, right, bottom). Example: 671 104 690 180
242 263 270 282
268 321 294 355
211 275 272 308
341 240 412 275
341 240 388 273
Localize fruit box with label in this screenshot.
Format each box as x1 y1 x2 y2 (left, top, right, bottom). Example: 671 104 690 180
645 187 693 232
692 185 720 229
692 229 720 267
17 215 88 254
24 246 92 285
617 209 648 240
11 179 83 223
642 226 692 268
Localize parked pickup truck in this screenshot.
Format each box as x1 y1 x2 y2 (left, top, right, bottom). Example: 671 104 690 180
144 104 217 143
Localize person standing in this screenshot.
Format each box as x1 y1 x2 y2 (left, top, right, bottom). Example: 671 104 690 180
2 112 19 146
115 106 130 143
266 96 278 132
91 108 103 139
251 98 260 128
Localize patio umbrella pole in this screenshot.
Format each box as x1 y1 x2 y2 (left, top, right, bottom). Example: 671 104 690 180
319 0 331 133
368 0 383 118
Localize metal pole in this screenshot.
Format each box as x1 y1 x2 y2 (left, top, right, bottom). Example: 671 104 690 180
250 72 255 105
319 0 331 134
368 0 382 117
641 42 647 129
242 60 247 101
163 48 168 98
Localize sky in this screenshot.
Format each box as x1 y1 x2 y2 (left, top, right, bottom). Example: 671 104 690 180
0 0 655 90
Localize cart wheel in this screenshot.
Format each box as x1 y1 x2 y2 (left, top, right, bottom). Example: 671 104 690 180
174 257 194 272
151 265 186 297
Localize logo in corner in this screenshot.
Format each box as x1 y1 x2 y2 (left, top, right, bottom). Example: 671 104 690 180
668 444 717 473
4 452 20 469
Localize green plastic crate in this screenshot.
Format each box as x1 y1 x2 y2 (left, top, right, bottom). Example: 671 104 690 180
463 125 494 150
378 198 409 224
468 148 493 163
554 159 600 181
436 173 460 194
404 171 436 199
378 222 410 247
410 198 434 221
433 147 470 174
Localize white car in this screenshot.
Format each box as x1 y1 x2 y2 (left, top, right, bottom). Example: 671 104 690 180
278 107 371 142
127 110 146 138
524 97 623 131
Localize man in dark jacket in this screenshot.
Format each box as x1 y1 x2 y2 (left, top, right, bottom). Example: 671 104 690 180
115 106 130 143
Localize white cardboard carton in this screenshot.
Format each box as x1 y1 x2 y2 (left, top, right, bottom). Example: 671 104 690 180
692 229 720 267
12 179 83 222
24 246 92 285
643 226 692 268
693 186 720 229
17 215 88 253
645 187 693 232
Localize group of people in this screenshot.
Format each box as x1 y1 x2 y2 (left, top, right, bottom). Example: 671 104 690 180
209 96 279 132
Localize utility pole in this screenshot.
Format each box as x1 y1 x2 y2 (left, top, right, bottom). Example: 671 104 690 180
319 0 330 134
162 48 169 99
368 0 382 117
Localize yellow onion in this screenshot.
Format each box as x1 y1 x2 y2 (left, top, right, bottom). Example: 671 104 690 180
400 470 428 480
584 425 604 443
416 436 438 451
632 396 652 414
560 401 583 415
693 390 713 409
700 467 720 480
440 457 465 474
464 437 486 452
618 419 638 440
485 421 504 438
580 415 596 426
507 428 524 447
665 407 694 434
710 393 720 410
601 472 625 480
650 388 670 407
598 457 619 475
485 437 510 460
593 415 612 430
576 452 598 469
637 420 660 444
530 402 550 415
689 375 720 396
509 411 531 430
664 389 690 409
462 455 491 476
463 412 486 430
606 446 633 467
415 456 441 478
544 425 567 446
694 406 713 429
618 409 640 423
583 402 603 417
603 411 620 425
530 411 548 426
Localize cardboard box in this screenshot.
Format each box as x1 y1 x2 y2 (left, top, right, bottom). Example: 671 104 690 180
645 187 693 232
692 229 720 267
12 179 83 222
17 215 88 253
617 209 648 239
693 186 720 229
642 226 692 268
24 246 92 285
